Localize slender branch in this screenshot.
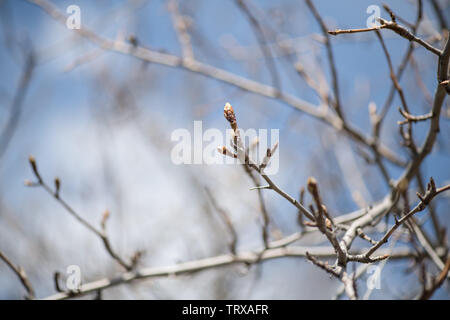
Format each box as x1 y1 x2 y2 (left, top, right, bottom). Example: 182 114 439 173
333 264 368 300
375 30 417 153
398 108 433 125
18 0 449 301
235 0 281 91
306 252 356 300
244 165 271 248
329 18 441 56
380 18 442 56
416 170 444 246
221 103 317 222
26 156 134 271
349 178 450 263
41 242 413 300
0 250 35 299
306 177 346 265
419 256 450 299
168 0 194 61
378 0 422 132
329 26 383 35
0 50 35 158
305 252 339 277
398 34 450 185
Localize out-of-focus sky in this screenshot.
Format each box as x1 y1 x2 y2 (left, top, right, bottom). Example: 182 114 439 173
0 0 449 299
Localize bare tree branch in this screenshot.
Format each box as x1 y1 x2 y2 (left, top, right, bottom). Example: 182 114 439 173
0 250 35 299
26 0 406 169
0 50 35 158
41 243 413 300
329 18 441 56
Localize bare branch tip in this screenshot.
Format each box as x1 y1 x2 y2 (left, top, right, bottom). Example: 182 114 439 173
306 176 318 193
224 102 237 130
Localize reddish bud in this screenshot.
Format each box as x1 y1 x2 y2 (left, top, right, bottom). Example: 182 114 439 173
224 102 237 130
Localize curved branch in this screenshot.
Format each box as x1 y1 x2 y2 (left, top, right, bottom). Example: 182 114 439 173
42 244 414 300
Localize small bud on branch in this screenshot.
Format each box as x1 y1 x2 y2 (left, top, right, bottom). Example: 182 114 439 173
224 102 237 131
28 155 42 183
101 210 110 230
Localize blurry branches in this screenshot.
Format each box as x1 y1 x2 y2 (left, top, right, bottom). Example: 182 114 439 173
0 50 35 158
329 18 442 56
27 0 406 168
42 244 413 300
205 187 238 255
218 102 448 299
26 156 139 272
1 0 446 300
0 250 35 299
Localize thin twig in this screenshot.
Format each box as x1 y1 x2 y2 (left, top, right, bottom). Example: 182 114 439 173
204 187 238 255
236 0 281 91
0 50 35 158
41 242 413 300
329 18 441 56
168 0 194 61
398 108 433 125
305 0 344 120
0 250 35 299
349 179 450 263
419 256 450 299
26 0 406 168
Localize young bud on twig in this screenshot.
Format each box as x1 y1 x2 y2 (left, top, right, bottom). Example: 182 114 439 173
224 102 237 131
28 155 37 171
28 155 37 175
428 177 436 192
307 177 318 194
28 155 42 183
101 210 110 230
261 142 279 169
